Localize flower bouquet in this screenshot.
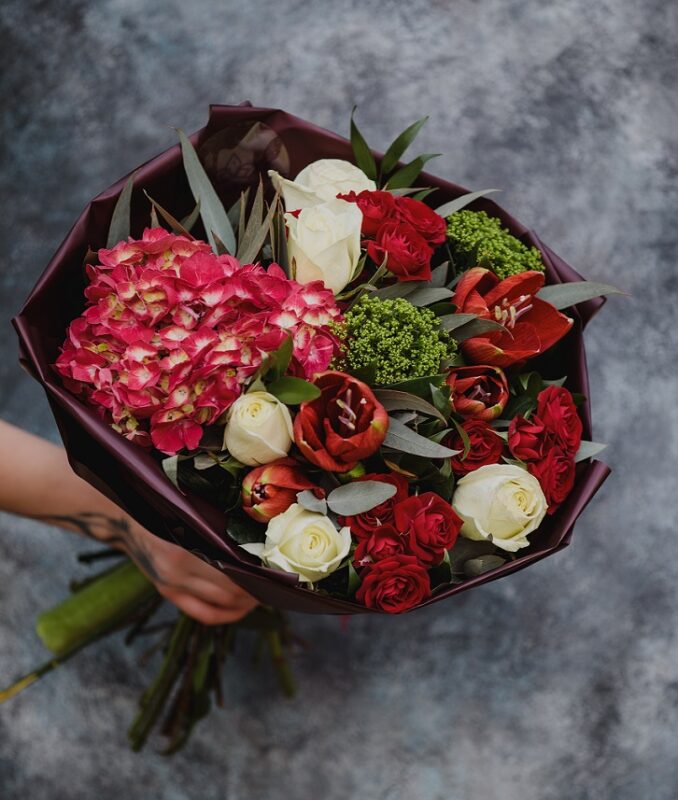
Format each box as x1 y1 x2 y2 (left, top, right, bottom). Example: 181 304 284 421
5 103 617 749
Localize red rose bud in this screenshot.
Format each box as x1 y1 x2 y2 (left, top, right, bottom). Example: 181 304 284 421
394 196 447 245
338 471 409 539
293 371 389 472
353 525 409 567
529 447 576 513
536 386 582 457
393 492 462 566
366 221 433 282
356 555 431 613
452 268 573 367
446 419 504 476
508 415 549 462
447 365 509 420
339 190 397 238
241 459 319 522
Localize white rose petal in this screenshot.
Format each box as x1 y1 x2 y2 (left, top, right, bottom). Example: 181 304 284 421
223 391 293 466
285 199 363 294
451 464 547 553
269 158 376 210
244 503 351 584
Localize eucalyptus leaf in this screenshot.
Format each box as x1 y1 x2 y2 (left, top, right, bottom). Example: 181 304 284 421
383 416 459 458
180 201 201 232
439 313 478 331
429 262 449 288
374 388 447 423
107 172 135 247
326 480 397 516
463 555 506 577
296 490 328 514
144 191 194 239
347 562 361 596
380 116 428 176
385 154 441 190
177 128 236 254
266 377 321 405
162 455 180 488
575 440 608 462
349 107 377 181
383 374 446 396
405 287 454 306
537 281 624 310
435 188 500 218
452 318 508 342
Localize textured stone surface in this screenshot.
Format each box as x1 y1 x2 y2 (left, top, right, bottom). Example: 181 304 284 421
1 0 677 797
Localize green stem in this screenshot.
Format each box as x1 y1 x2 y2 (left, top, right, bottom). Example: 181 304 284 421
0 645 83 704
127 614 194 752
265 629 296 698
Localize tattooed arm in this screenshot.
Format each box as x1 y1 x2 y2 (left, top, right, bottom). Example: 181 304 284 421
0 421 257 625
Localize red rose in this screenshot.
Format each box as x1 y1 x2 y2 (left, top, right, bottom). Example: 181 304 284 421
293 371 389 472
353 525 409 567
452 268 573 367
338 471 409 539
394 196 446 245
445 419 504 476
366 221 433 282
508 415 549 462
241 458 320 522
529 447 576 513
536 386 582 457
446 365 509 420
356 555 431 613
393 492 462 565
339 190 397 238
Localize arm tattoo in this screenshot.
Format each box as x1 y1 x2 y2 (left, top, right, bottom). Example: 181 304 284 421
37 512 166 586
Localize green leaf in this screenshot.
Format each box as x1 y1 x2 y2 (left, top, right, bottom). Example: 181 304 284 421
435 188 500 218
237 185 279 264
374 388 447 423
144 191 194 239
383 374 446 397
177 128 236 254
347 562 361 596
266 377 321 405
107 172 136 248
405 287 454 307
297 490 328 514
429 261 449 288
463 555 506 577
380 116 429 176
439 313 478 331
349 107 377 182
449 416 471 459
575 440 607 462
255 336 294 383
536 281 624 310
412 188 437 202
451 318 508 342
429 383 452 420
385 154 441 190
383 416 459 459
225 513 266 545
180 201 201 232
326 480 397 516
162 455 180 488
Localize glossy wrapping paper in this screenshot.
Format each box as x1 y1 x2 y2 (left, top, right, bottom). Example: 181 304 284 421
12 103 611 614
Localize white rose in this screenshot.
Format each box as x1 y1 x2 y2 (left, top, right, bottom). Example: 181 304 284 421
269 159 376 210
285 198 363 294
223 391 293 466
452 464 547 553
241 504 351 584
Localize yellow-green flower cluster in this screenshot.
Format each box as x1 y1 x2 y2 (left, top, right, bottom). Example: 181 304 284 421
446 210 545 279
335 295 456 385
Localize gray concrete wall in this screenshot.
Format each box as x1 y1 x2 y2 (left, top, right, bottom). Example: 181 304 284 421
1 1 676 797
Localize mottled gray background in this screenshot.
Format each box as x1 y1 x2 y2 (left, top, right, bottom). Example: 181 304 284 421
1 0 676 797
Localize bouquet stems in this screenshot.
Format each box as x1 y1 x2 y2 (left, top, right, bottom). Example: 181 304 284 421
0 555 296 754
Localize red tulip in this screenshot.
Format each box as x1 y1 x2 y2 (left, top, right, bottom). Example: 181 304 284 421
241 458 319 522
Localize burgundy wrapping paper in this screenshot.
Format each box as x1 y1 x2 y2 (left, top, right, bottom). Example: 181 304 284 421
12 103 610 614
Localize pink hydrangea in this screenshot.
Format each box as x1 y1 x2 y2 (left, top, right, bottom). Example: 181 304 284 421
56 228 342 455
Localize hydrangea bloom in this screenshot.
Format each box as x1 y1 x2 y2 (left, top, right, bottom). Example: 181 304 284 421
56 228 342 454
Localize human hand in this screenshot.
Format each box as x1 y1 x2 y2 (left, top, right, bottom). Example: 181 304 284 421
120 523 259 626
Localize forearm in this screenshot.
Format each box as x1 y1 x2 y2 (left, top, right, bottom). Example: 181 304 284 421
0 421 129 545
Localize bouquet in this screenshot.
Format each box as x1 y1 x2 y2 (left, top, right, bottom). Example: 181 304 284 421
5 103 617 749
